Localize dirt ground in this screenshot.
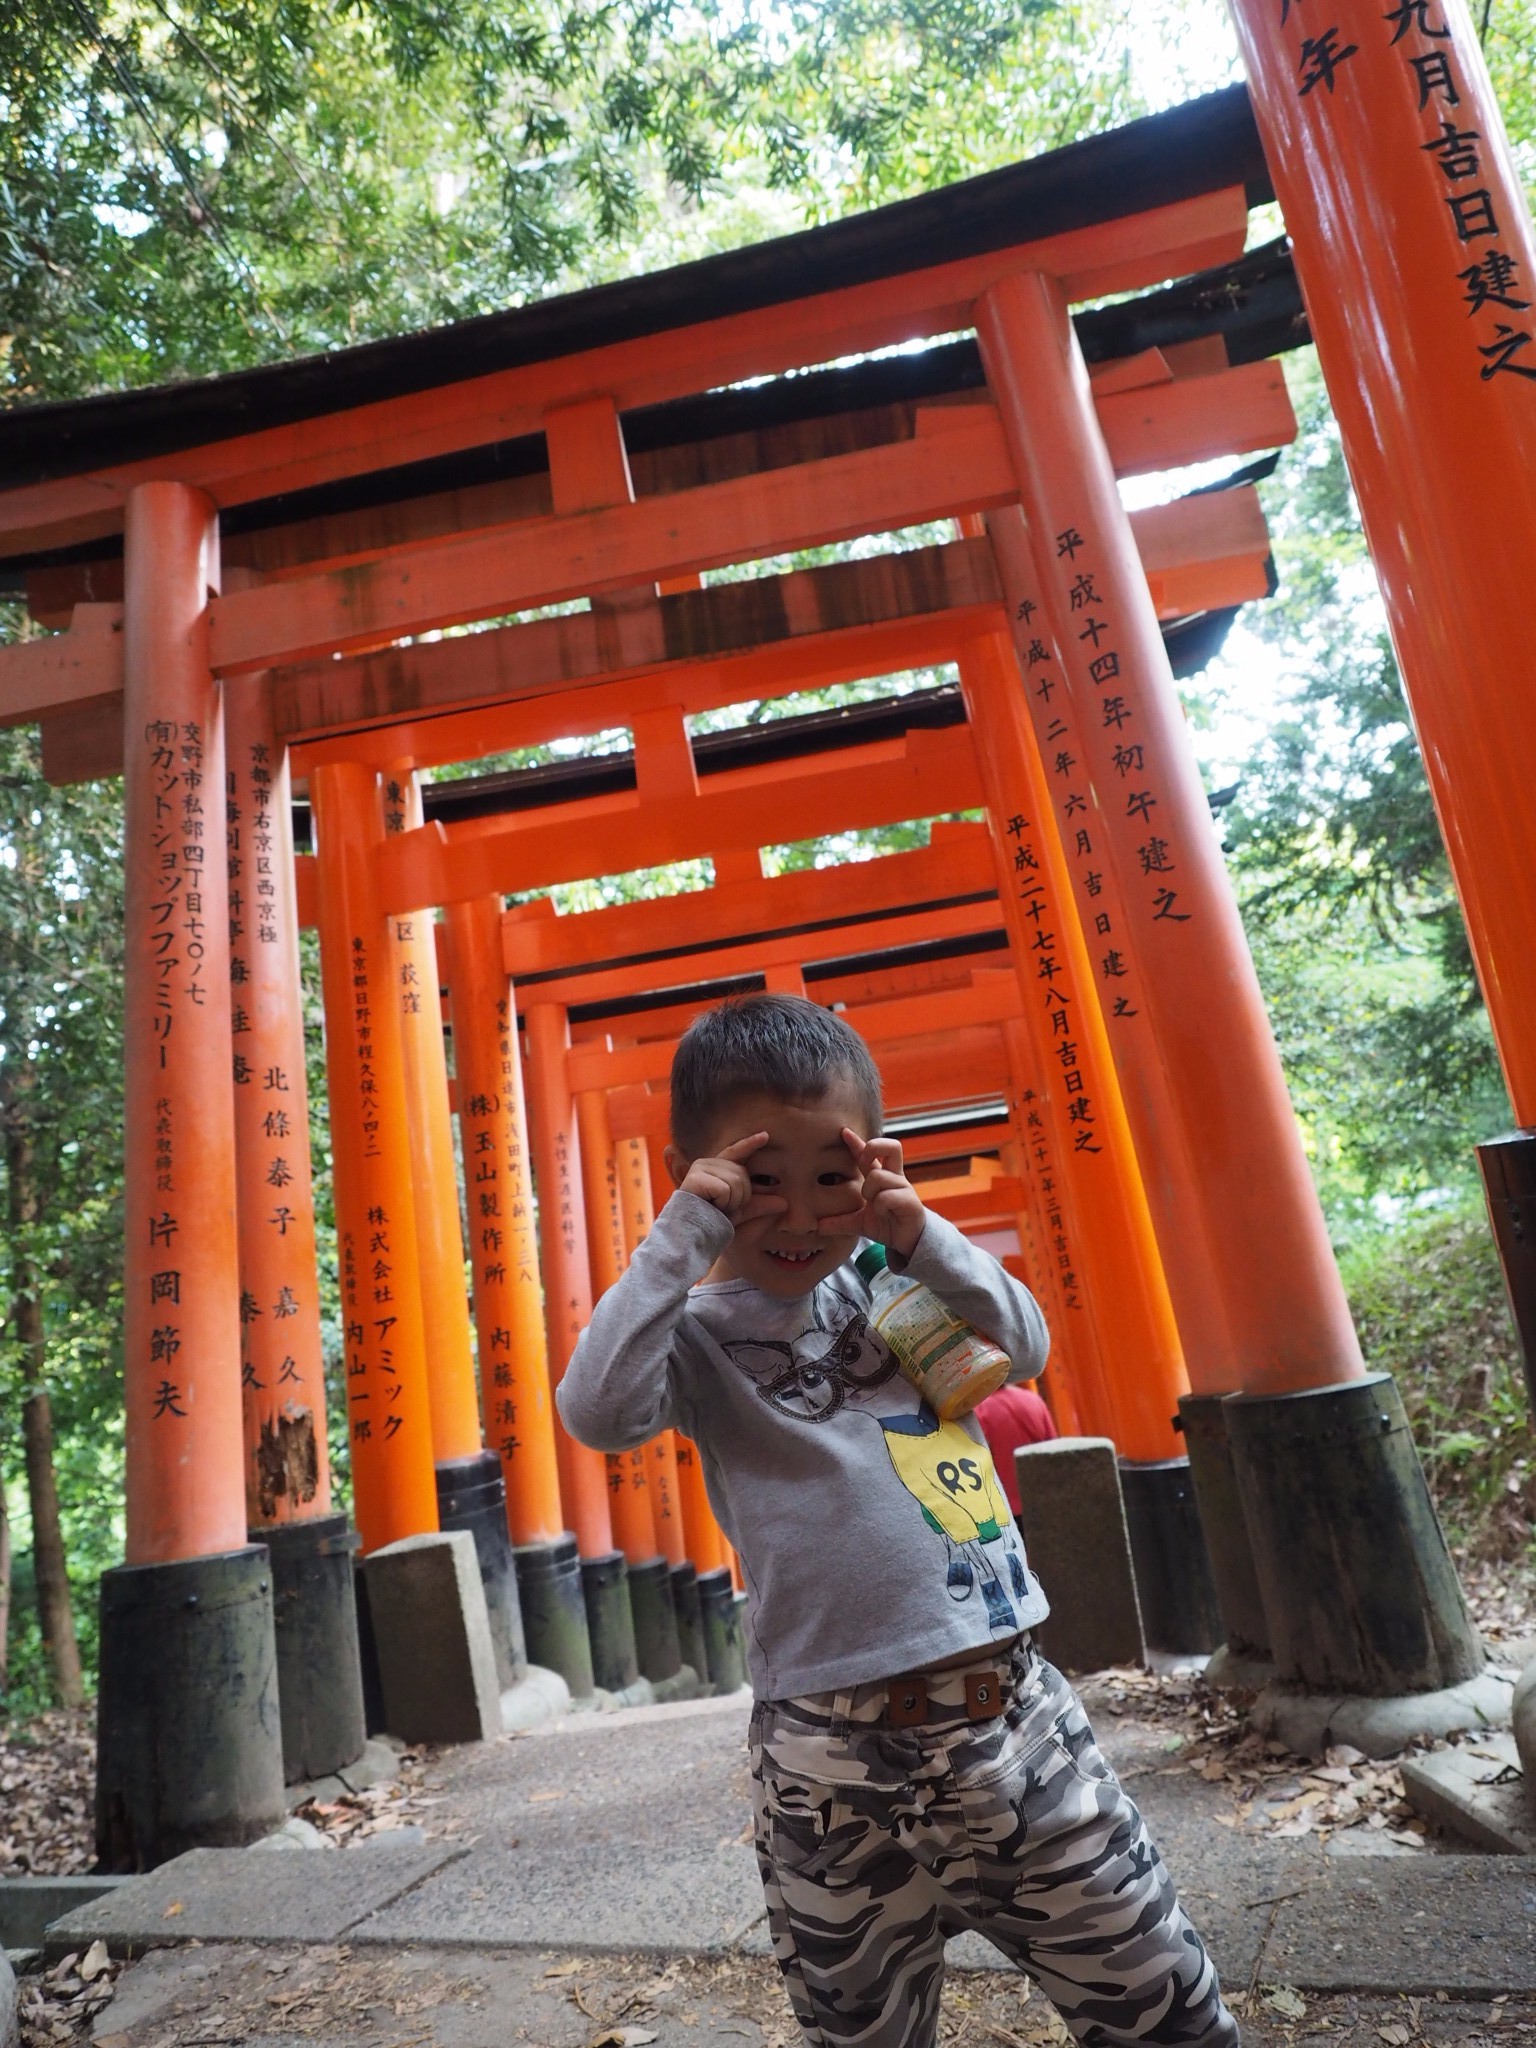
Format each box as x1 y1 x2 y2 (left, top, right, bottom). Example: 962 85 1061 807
18 1941 1536 2048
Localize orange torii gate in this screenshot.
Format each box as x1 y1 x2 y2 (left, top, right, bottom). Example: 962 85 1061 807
0 79 1512 1860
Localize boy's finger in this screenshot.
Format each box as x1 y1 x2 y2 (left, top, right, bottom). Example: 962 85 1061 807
814 1207 866 1236
718 1130 772 1163
840 1126 872 1165
860 1136 905 1173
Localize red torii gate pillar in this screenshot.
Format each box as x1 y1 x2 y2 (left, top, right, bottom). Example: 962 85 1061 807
615 1136 713 1684
444 894 595 1698
977 269 1486 1714
524 1000 641 1695
309 761 440 1553
388 772 528 1694
225 659 365 1786
1229 0 1536 1694
96 482 286 1869
983 508 1268 1668
576 1083 691 1690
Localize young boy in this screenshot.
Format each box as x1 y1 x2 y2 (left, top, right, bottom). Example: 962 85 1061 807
559 994 1237 2048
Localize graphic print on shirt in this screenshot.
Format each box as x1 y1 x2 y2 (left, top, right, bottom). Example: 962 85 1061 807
720 1280 899 1421
878 1408 1028 1633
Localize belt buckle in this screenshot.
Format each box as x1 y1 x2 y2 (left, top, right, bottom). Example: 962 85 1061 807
965 1670 1004 1721
888 1676 929 1727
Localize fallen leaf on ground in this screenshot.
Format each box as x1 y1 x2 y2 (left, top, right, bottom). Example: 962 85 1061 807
1263 1986 1307 2021
546 1960 584 1978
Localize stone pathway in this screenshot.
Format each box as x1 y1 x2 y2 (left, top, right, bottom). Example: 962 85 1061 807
14 1679 1536 2045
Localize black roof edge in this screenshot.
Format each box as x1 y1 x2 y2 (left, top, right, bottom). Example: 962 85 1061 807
561 926 1012 1027
292 682 970 848
0 86 1268 489
1 240 1305 581
292 581 1255 852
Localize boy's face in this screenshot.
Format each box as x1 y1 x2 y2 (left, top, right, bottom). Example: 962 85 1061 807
674 1082 871 1298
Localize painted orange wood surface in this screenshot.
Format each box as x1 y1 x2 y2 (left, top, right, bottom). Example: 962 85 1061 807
225 668 332 1529
209 421 1018 675
379 723 983 915
309 760 441 1551
522 1002 617 1560
443 895 566 1546
120 484 247 1565
959 630 1186 1457
0 189 1245 557
576 1084 660 1564
978 267 1363 1398
1231 0 1536 1125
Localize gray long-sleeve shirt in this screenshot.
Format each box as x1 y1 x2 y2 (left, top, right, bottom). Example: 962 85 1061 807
557 1191 1052 1699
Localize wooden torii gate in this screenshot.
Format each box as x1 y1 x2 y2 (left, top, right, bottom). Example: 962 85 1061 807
0 70 1516 1862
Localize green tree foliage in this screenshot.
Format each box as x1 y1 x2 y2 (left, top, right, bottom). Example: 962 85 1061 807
0 695 126 1708
2 0 1177 401
1205 354 1513 1229
1341 1202 1534 1562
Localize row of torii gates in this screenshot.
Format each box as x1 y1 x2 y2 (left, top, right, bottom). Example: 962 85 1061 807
4 3 1536 1869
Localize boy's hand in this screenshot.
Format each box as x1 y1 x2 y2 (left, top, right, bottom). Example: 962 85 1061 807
819 1129 926 1261
679 1132 788 1228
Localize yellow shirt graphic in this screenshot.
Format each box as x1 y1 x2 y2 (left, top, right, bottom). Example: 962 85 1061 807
878 1409 1011 1544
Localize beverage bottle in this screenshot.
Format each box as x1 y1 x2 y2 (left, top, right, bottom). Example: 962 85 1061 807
854 1243 1011 1420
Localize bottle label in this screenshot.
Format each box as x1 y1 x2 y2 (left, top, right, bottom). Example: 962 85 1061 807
872 1282 1010 1418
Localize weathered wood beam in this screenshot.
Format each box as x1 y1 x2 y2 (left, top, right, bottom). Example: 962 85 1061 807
569 976 1024 1092
0 605 122 731
0 188 1246 556
20 350 1283 619
536 898 1005 1011
210 416 1019 674
379 719 985 914
500 828 997 975
273 538 1002 743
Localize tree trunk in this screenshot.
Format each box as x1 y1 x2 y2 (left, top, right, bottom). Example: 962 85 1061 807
3 1069 84 1707
0 1472 11 1696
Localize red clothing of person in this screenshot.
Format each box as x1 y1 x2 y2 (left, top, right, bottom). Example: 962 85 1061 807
974 1383 1057 1515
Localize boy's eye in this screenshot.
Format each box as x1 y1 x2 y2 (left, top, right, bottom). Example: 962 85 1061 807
818 1171 857 1187
750 1173 779 1188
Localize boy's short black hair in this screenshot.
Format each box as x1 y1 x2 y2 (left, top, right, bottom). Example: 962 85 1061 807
670 993 883 1155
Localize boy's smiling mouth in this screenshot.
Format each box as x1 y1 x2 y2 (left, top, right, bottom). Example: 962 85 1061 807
764 1247 820 1267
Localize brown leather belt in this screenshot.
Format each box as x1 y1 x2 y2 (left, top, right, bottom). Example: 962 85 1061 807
885 1668 1008 1728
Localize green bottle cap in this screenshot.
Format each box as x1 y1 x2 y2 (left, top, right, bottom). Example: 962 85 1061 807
854 1243 888 1283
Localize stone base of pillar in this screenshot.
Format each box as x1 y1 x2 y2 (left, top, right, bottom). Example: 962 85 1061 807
1118 1457 1224 1657
581 1551 640 1694
363 1531 501 1745
670 1563 709 1682
696 1566 748 1693
499 1664 573 1733
435 1452 527 1689
1224 1374 1485 1697
1203 1645 1279 1694
352 1559 388 1735
1175 1393 1272 1664
96 1545 286 1872
1514 1660 1536 1781
1013 1439 1143 1675
514 1536 595 1699
1477 1129 1536 1414
628 1556 683 1682
1253 1669 1514 1760
259 1514 365 1784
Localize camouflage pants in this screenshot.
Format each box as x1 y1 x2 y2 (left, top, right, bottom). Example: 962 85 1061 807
749 1643 1237 2048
